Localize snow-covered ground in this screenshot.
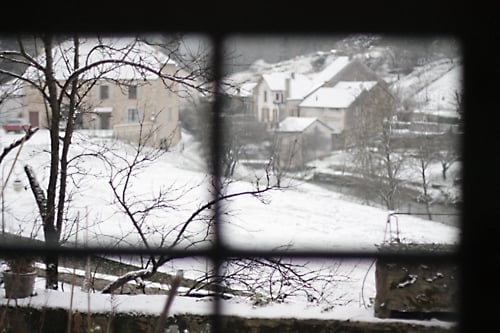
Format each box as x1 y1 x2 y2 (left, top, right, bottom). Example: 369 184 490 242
0 128 460 324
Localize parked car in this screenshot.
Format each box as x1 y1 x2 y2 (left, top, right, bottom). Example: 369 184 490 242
2 118 30 133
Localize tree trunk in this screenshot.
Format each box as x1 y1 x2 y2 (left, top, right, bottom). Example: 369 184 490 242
441 163 448 181
24 164 59 289
44 229 59 290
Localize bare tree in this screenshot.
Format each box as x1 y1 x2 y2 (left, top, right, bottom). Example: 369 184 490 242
412 135 439 220
93 121 286 294
187 256 354 308
348 85 404 210
0 34 214 289
1 34 354 305
434 130 460 181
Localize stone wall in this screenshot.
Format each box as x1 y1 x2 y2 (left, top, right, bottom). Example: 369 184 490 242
0 305 457 333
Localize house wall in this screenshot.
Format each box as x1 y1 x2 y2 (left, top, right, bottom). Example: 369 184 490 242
22 85 50 128
254 79 285 127
0 80 26 124
285 99 301 118
275 131 304 169
343 84 394 147
18 63 181 147
302 122 333 161
299 107 346 133
275 121 333 169
0 95 24 123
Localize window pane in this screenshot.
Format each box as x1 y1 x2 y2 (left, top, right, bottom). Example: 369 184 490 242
128 85 137 99
0 34 214 251
220 34 462 251
127 108 139 122
100 85 109 99
0 251 216 330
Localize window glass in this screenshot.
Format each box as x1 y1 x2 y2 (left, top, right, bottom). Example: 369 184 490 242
127 108 139 123
220 34 462 251
0 34 212 251
128 85 137 99
0 33 462 330
100 85 109 99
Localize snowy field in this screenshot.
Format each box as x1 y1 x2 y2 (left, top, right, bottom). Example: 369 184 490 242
0 128 460 323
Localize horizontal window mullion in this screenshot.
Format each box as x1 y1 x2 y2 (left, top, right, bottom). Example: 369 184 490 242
0 244 459 262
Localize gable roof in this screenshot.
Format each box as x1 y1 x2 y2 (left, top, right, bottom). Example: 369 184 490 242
299 81 377 109
275 116 333 133
261 71 313 98
305 56 351 96
23 37 176 81
287 74 314 100
262 72 288 91
222 81 257 97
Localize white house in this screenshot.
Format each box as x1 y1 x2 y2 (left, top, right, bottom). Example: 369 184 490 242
251 56 383 129
299 81 378 132
253 72 312 128
2 37 182 148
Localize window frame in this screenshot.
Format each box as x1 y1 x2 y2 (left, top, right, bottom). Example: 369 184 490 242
0 28 479 332
128 85 137 99
99 85 110 100
126 107 139 123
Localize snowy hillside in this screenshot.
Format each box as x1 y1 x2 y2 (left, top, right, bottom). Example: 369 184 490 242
225 50 340 87
226 46 462 120
0 129 460 322
392 58 462 117
0 129 459 249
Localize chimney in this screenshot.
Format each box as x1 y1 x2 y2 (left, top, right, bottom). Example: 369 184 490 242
285 77 291 99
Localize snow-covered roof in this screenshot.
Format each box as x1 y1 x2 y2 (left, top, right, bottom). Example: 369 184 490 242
221 81 257 97
275 116 330 133
239 82 257 97
305 56 351 95
262 72 313 100
299 81 377 109
23 37 176 82
262 72 288 91
288 74 313 100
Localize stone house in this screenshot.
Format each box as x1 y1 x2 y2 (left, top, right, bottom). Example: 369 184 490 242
252 72 312 129
299 80 393 148
273 116 334 168
251 56 390 130
249 56 393 149
2 37 181 148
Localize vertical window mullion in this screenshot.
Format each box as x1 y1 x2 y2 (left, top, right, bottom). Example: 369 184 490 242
210 33 225 333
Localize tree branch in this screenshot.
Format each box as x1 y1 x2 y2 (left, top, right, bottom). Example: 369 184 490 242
24 164 47 221
0 127 39 165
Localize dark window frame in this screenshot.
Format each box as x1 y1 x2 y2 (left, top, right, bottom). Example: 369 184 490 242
2 14 495 330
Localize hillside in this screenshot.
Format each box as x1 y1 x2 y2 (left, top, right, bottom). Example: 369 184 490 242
225 36 462 119
222 40 462 225
0 128 459 322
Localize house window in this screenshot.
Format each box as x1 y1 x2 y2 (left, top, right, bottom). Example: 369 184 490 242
128 85 137 99
99 85 110 99
126 108 139 123
273 108 278 123
275 92 281 102
264 91 267 102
